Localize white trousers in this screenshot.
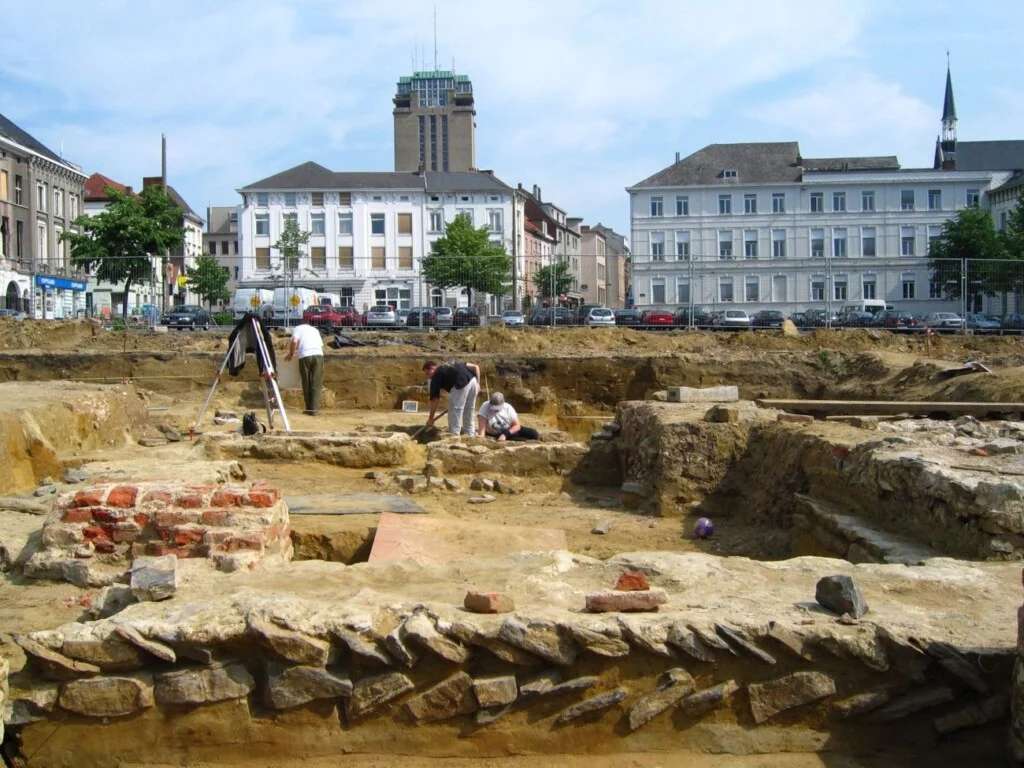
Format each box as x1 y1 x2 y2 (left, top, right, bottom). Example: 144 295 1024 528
447 377 479 436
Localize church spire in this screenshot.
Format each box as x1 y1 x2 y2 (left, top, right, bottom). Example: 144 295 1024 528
942 60 957 126
937 56 958 169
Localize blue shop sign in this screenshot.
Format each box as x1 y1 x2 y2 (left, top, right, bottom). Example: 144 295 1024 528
35 275 87 291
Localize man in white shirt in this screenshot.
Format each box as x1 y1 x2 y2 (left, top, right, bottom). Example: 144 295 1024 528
476 392 539 441
285 323 324 415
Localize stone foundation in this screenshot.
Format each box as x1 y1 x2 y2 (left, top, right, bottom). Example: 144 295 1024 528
426 438 588 477
200 431 413 469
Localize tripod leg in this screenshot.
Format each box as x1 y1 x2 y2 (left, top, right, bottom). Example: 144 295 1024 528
252 320 291 432
193 337 237 434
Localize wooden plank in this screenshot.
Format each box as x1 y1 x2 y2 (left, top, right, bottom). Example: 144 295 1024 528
758 400 1024 417
285 493 425 516
368 511 567 565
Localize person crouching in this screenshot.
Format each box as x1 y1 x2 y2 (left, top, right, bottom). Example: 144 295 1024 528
477 392 539 441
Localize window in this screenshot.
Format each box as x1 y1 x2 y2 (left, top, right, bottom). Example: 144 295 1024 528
810 192 823 213
675 231 690 260
255 247 271 269
398 246 413 269
54 189 64 218
677 280 690 304
37 221 47 261
723 169 738 179
338 212 353 235
966 188 980 207
855 226 875 257
900 190 915 211
862 277 877 300
311 212 325 235
220 240 230 255
928 189 941 210
284 192 297 207
0 170 7 201
650 196 663 217
397 212 413 235
832 228 847 257
338 192 352 206
255 213 270 235
651 278 666 304
718 230 733 259
929 281 942 299
928 225 942 255
310 246 326 269
233 240 238 254
832 192 845 212
744 230 758 259
772 229 786 259
16 220 23 257
370 214 385 235
338 246 354 269
901 227 916 256
459 195 470 203
429 195 440 203
371 246 386 269
719 277 734 302
339 287 354 307
54 225 64 268
14 175 22 205
373 195 384 202
650 231 665 260
429 211 444 233
208 241 218 255
810 228 824 258
744 194 757 214
718 194 732 215
488 210 502 232
834 277 848 301
772 193 785 214
70 193 79 219
861 190 875 212
37 183 47 211
311 192 324 207
745 277 759 302
811 278 825 301
902 275 916 299
234 266 239 280
283 212 297 229
675 196 689 216
456 209 473 226
256 192 269 207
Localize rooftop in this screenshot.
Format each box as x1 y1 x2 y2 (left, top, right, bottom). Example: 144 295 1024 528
84 173 132 202
953 140 1024 171
0 112 83 173
240 162 511 193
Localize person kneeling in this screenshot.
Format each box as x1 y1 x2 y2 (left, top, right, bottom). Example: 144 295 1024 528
477 392 539 442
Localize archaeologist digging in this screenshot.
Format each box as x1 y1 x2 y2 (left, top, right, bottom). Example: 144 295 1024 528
423 360 480 436
285 321 324 415
477 392 539 441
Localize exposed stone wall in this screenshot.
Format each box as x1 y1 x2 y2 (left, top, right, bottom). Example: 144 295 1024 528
201 431 413 469
1013 576 1024 763
24 481 291 586
426 439 588 477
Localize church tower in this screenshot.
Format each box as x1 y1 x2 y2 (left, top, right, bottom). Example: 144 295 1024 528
935 62 957 169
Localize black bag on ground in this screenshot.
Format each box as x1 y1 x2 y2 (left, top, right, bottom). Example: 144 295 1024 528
242 412 265 436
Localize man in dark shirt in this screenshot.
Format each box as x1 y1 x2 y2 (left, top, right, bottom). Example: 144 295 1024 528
423 360 481 436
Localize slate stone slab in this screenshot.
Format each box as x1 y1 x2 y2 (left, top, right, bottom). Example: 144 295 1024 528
815 574 869 618
285 493 426 516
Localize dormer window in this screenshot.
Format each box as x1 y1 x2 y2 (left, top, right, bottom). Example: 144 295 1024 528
723 169 738 179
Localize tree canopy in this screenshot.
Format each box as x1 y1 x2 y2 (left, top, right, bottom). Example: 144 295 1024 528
420 215 511 305
532 260 574 299
928 206 1007 302
273 215 310 276
185 253 231 309
62 185 184 319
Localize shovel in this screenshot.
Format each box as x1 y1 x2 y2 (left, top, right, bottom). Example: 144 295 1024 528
411 409 447 441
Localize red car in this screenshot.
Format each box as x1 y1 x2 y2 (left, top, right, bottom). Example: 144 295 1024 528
303 304 362 329
874 310 917 330
639 308 675 327
453 307 481 327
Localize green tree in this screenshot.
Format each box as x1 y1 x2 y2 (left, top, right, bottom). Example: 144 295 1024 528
61 185 184 320
1001 194 1024 260
533 260 574 299
185 253 231 310
928 206 1006 305
421 215 511 306
272 216 312 321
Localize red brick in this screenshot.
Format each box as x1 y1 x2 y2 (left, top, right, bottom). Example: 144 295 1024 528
91 508 129 523
172 526 205 547
74 489 106 508
832 446 850 460
464 590 515 614
176 493 204 509
246 491 278 508
94 539 116 554
145 542 195 558
203 529 231 545
201 510 230 526
82 525 110 542
250 481 277 492
585 588 668 613
133 513 150 528
615 571 650 592
217 534 265 553
107 486 138 509
210 490 244 508
111 523 142 543
155 510 201 527
62 508 94 524
141 490 173 505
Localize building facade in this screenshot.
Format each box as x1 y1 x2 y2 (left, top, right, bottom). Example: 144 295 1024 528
236 162 515 314
579 225 607 305
140 177 203 308
393 71 476 173
0 114 87 317
587 223 630 308
204 205 240 307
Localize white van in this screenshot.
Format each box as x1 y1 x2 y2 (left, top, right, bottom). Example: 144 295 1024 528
269 287 320 326
317 293 342 308
231 289 275 320
838 300 891 319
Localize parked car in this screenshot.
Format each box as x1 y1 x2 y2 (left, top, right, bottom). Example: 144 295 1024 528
751 310 785 328
302 305 345 330
965 313 1001 332
801 309 835 327
639 308 675 328
396 308 411 325
874 309 918 330
332 306 363 327
674 307 711 327
585 307 616 328
1001 313 1024 331
165 305 212 331
364 305 397 327
841 311 875 328
922 312 964 332
614 309 641 327
0 308 27 321
434 306 454 327
532 308 571 326
406 307 437 327
453 307 481 327
576 304 601 326
711 309 752 329
501 310 525 328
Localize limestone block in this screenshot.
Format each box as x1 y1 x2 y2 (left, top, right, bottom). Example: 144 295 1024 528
130 555 178 602
831 690 892 719
472 675 517 708
59 624 145 672
87 585 136 620
114 625 176 663
263 663 352 709
666 623 716 663
865 686 954 722
155 662 255 705
403 613 470 663
406 672 477 723
667 386 739 403
618 616 672 657
58 673 154 717
519 670 598 700
815 574 869 618
248 614 331 666
555 687 628 723
747 671 836 724
585 588 668 613
346 671 414 720
14 634 100 681
627 668 695 731
705 405 741 424
562 620 631 658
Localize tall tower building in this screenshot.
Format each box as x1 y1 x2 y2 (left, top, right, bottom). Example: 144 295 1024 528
393 71 476 173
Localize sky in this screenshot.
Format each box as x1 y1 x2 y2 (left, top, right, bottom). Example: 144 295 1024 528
1 0 1022 241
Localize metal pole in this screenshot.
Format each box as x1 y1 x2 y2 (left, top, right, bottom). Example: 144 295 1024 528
962 258 967 333
511 194 519 311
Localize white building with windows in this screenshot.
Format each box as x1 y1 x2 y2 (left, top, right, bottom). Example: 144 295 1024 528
237 162 515 313
627 142 1011 315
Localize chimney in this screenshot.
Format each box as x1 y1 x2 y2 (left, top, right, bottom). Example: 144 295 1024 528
517 182 523 191
417 160 425 175
675 151 681 163
533 185 541 201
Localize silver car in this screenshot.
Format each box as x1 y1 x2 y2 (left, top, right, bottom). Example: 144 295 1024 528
922 312 964 331
501 310 525 328
365 305 397 327
434 306 454 327
711 309 751 329
585 307 616 327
